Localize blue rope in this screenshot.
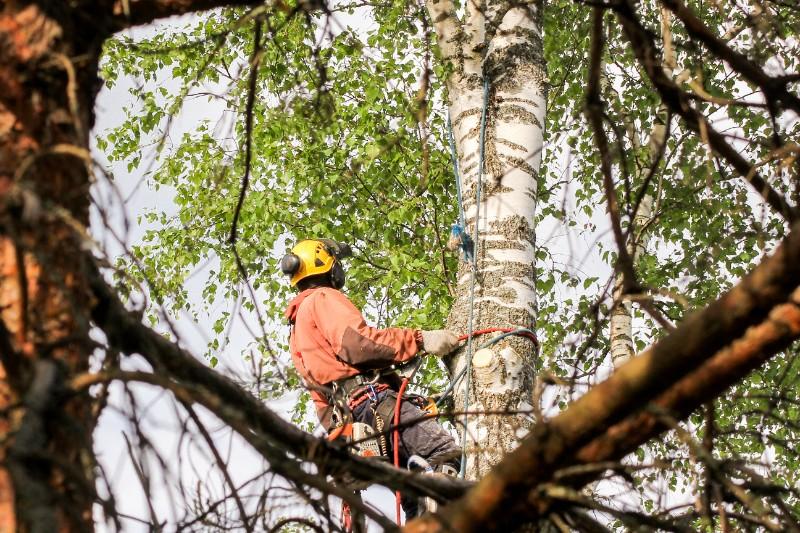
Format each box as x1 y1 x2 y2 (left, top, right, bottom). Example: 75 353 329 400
447 114 475 262
447 113 466 231
459 77 490 478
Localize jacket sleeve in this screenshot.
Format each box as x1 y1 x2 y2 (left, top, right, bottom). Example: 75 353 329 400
311 389 335 430
311 289 421 369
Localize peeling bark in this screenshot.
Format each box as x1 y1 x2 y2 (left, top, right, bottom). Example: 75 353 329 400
0 3 102 529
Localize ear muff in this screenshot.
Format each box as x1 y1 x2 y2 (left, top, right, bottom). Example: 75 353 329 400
330 260 346 289
280 253 301 276
336 242 352 259
317 240 348 289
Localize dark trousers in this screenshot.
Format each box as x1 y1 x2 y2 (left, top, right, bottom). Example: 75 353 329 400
352 390 460 518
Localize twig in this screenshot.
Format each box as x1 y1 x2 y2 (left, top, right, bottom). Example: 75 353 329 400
229 19 263 245
585 8 639 295
183 404 253 533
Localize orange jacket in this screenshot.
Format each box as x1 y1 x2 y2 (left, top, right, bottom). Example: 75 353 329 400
284 287 421 426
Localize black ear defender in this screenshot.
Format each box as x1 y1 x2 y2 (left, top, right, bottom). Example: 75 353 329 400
334 242 352 259
330 261 346 289
280 253 301 276
317 239 350 289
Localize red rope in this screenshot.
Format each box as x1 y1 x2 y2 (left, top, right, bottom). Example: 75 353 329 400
457 326 538 344
393 376 410 524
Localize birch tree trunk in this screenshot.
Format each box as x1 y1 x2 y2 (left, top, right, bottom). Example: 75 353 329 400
609 9 673 366
428 0 545 479
609 112 666 365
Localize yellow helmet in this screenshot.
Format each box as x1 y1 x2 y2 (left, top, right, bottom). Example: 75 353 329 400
280 239 352 288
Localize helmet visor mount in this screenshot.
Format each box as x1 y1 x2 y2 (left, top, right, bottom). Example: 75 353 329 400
317 239 352 260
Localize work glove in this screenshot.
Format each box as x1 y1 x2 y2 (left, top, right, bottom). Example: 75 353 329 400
421 329 460 356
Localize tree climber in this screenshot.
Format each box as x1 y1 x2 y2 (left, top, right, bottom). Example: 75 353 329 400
281 238 461 517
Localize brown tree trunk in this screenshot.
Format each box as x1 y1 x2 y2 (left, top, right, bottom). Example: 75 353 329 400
0 3 104 530
0 2 270 529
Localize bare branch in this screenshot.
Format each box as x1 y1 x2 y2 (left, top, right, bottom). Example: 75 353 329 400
86 262 469 504
113 0 274 29
228 19 262 245
659 0 800 115
585 8 639 296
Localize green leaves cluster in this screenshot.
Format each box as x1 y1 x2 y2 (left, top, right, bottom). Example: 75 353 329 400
99 1 456 402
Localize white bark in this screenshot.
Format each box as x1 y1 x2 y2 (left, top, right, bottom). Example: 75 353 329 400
428 0 545 479
610 9 674 367
609 197 652 365
609 111 667 366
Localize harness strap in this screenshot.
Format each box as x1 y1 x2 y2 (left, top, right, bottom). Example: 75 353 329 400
347 383 389 410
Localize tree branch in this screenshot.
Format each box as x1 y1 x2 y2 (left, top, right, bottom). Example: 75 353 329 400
613 0 799 223
113 0 273 29
228 18 262 244
585 8 639 295
85 261 470 505
659 0 800 116
405 220 800 532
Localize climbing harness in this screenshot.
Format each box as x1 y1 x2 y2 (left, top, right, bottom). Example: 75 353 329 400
334 325 538 528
